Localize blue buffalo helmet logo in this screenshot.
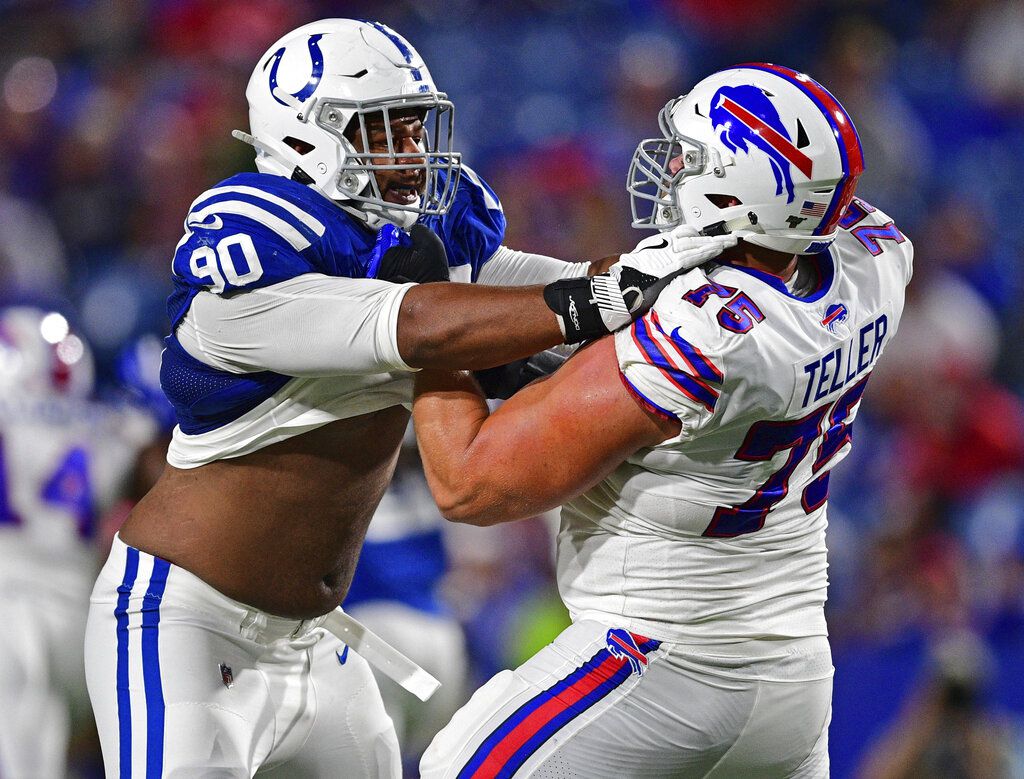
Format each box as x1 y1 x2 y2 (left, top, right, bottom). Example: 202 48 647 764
268 34 325 107
606 629 649 676
709 85 814 205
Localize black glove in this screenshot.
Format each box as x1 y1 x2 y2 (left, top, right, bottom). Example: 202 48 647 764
474 349 569 400
377 224 450 284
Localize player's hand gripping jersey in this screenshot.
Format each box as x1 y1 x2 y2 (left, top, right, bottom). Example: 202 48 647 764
162 167 519 468
560 199 913 644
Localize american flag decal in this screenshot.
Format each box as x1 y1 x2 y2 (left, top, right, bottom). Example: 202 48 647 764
801 200 828 217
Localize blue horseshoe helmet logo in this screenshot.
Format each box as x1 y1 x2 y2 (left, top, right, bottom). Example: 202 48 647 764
268 33 325 107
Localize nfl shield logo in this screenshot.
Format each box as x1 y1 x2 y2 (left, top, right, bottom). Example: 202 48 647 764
220 663 234 689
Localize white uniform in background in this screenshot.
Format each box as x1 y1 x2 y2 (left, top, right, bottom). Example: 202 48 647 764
0 308 155 779
345 444 468 765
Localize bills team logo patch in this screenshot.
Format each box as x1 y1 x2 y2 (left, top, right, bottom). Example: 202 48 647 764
710 85 813 204
821 303 849 333
605 628 649 676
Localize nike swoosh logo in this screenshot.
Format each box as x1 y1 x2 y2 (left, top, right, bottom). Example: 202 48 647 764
641 238 668 251
187 214 224 231
336 645 349 665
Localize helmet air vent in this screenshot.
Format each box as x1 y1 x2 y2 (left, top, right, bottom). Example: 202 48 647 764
706 194 742 208
796 118 810 149
284 137 315 155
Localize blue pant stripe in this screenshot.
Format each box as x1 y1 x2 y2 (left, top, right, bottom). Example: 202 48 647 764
142 558 170 778
115 548 140 778
505 660 634 777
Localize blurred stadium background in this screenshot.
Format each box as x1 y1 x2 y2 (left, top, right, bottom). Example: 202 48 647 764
2 0 1023 776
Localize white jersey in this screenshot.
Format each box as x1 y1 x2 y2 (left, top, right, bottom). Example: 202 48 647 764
559 199 913 644
0 393 156 778
0 393 156 576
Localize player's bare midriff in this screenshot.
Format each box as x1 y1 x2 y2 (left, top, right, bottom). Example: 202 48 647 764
119 405 411 619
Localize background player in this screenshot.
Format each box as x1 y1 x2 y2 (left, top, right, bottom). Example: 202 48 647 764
344 428 469 774
0 307 156 778
82 18 736 778
412 64 913 777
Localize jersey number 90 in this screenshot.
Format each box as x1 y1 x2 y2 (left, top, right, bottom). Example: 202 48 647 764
189 233 264 293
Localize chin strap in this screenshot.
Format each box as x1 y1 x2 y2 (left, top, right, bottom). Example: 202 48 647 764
232 130 312 183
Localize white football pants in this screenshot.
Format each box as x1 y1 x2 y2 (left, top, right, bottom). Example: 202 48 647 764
346 600 468 761
84 534 401 778
421 619 833 778
0 543 94 779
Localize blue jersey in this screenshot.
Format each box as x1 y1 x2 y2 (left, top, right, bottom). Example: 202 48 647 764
162 167 505 435
345 456 451 614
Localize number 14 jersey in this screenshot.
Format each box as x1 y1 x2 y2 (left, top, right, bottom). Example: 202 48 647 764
559 200 913 644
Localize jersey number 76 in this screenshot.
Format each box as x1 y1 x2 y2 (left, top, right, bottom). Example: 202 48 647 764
703 376 869 538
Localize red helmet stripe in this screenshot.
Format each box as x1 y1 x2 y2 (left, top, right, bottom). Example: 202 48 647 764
740 63 864 177
718 96 814 179
734 63 864 235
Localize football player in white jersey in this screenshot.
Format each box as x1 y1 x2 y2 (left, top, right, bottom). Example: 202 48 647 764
82 18 736 778
0 307 156 778
412 64 913 777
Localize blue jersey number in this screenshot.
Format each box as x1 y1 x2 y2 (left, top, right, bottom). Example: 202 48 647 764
684 282 765 334
0 436 20 526
839 198 906 256
0 439 95 538
703 377 869 538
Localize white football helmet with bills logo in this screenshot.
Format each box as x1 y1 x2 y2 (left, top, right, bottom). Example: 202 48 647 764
0 306 94 400
235 19 462 229
628 64 864 255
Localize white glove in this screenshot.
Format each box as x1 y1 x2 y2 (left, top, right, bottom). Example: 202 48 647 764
543 225 737 343
617 224 737 279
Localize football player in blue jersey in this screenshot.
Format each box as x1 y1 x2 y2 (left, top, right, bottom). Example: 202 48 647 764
82 18 737 778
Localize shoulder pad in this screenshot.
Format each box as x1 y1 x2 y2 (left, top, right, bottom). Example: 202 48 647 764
182 172 331 252
614 275 728 433
426 164 507 279
835 197 912 282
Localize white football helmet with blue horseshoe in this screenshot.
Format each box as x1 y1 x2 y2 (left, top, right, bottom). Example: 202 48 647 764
235 19 462 229
628 63 864 255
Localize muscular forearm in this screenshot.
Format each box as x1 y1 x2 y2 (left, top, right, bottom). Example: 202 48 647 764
412 338 679 525
411 369 495 523
400 227 736 368
588 255 620 275
397 283 563 369
412 368 569 525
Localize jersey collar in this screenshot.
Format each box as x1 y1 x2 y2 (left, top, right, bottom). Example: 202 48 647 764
711 249 836 302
